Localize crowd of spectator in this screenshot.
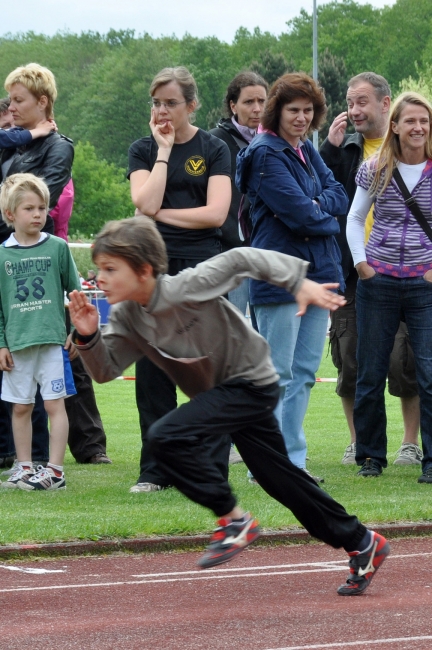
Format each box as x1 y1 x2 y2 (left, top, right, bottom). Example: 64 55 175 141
1 60 432 493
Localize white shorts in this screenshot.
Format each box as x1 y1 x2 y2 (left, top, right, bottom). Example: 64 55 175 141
1 344 76 404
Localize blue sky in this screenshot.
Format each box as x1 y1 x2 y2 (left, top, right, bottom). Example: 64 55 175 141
1 0 395 44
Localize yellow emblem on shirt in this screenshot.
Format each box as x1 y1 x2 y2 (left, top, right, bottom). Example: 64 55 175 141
185 156 206 176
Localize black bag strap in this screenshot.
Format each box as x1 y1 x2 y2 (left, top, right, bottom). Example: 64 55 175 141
393 167 432 241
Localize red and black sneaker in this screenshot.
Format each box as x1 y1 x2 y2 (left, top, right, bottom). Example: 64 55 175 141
198 513 260 569
337 531 390 596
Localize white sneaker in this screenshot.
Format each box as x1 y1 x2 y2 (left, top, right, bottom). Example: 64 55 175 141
394 443 423 465
129 482 167 493
0 463 35 489
229 447 244 464
1 458 19 477
341 443 357 465
303 468 324 484
18 466 66 491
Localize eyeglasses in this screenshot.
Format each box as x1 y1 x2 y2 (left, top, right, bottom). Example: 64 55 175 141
149 100 187 110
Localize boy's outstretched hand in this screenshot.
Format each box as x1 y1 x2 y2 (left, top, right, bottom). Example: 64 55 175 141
295 279 346 317
69 290 99 336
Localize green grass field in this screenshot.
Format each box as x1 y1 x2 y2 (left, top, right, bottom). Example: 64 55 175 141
1 351 431 547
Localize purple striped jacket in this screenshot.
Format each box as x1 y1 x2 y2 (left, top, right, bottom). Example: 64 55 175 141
356 158 432 277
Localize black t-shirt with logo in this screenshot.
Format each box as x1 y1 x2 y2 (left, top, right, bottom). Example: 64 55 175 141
127 129 231 260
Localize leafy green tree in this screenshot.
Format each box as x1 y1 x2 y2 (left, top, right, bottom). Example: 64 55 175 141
318 49 349 138
399 63 432 103
230 27 282 71
0 31 110 135
379 0 432 90
250 50 294 86
69 35 173 167
176 35 235 130
279 1 383 77
70 142 134 236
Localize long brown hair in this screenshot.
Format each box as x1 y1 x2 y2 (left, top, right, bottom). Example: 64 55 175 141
369 91 432 196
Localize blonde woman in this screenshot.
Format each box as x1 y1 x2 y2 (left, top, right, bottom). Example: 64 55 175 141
347 92 432 483
0 63 73 238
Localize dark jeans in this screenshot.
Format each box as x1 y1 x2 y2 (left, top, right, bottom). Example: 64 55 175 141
149 379 366 551
66 356 107 463
135 257 231 485
329 269 418 399
355 273 432 470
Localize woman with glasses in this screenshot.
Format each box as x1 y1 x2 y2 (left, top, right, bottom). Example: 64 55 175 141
127 66 232 494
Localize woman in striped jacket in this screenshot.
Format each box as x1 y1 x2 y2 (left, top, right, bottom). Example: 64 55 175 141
347 91 432 484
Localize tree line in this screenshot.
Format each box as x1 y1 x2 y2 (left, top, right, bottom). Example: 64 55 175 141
0 0 431 235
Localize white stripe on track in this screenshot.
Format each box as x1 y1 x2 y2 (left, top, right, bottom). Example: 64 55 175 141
1 551 430 594
264 636 432 649
0 567 349 593
130 552 432 578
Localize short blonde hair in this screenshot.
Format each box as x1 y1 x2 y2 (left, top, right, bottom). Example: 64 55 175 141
0 173 50 227
4 63 57 120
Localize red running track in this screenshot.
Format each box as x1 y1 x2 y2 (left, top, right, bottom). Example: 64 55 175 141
1 536 432 650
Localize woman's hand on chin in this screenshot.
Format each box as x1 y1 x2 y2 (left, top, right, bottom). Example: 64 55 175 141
149 110 175 149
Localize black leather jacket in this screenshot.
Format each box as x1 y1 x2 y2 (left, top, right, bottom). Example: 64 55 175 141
209 118 249 251
0 131 74 242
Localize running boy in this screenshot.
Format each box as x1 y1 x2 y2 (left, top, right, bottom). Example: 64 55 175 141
0 173 80 490
69 216 389 596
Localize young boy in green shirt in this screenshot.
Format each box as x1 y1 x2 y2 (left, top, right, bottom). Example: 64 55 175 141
69 216 390 596
0 173 80 490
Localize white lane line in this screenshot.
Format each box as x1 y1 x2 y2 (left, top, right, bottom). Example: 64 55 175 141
131 561 346 578
264 636 432 649
0 566 66 574
0 567 349 593
129 551 432 578
1 550 430 593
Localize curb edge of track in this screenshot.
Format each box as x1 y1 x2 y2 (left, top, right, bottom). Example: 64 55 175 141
1 521 431 560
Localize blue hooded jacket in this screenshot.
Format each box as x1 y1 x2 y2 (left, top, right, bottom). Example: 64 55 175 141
236 133 348 304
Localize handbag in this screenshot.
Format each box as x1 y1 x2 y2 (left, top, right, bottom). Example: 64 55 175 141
392 167 432 242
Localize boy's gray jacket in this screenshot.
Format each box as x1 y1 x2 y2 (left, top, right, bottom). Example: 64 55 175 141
76 248 309 398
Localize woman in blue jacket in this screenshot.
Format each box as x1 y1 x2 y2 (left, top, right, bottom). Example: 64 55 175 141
236 72 348 478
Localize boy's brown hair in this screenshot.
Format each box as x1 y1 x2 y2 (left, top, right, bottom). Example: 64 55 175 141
0 173 49 226
92 216 168 276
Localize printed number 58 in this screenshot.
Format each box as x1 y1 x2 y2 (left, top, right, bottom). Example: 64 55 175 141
15 277 45 302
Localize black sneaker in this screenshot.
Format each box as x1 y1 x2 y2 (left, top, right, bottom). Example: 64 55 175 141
418 467 432 484
357 458 382 477
337 531 390 596
197 513 260 569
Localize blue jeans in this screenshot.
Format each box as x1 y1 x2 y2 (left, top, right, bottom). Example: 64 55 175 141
228 280 249 316
355 273 432 471
254 302 329 468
